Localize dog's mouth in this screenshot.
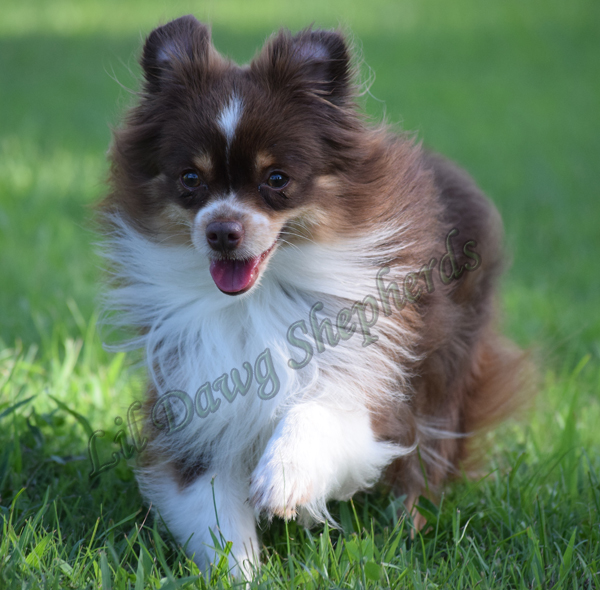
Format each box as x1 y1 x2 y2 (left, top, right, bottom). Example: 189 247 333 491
209 241 277 295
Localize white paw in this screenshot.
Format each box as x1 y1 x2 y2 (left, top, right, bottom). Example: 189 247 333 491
248 402 405 520
249 454 314 520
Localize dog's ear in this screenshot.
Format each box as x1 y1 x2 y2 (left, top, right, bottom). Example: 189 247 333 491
141 15 212 93
254 28 354 106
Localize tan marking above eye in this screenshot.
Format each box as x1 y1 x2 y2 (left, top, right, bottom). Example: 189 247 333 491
255 151 276 173
192 153 213 177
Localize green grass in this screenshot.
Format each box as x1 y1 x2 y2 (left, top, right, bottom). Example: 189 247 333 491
1 0 599 587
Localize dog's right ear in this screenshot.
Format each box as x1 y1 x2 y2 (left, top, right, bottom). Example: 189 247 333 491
141 15 212 93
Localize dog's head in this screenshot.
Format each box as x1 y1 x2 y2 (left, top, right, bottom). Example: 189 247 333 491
108 16 367 295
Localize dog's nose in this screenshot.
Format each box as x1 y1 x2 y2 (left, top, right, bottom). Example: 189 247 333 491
205 220 244 252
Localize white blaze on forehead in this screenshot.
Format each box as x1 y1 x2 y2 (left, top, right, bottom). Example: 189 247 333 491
218 94 243 146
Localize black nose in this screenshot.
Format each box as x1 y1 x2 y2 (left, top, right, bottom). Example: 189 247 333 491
205 221 244 252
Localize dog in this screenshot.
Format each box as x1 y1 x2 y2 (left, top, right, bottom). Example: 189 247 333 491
100 15 527 578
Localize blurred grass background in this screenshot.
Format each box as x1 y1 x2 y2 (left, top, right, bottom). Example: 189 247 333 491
1 0 599 587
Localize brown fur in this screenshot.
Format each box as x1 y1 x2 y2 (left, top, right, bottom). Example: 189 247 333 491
372 152 531 516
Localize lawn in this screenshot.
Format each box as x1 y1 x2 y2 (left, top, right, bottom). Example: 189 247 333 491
1 0 599 587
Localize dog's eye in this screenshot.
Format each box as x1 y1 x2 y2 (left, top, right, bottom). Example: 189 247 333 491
180 170 203 190
266 172 289 189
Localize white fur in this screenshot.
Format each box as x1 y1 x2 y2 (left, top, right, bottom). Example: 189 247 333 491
217 95 243 147
191 194 274 260
250 401 412 523
101 213 420 574
138 462 259 579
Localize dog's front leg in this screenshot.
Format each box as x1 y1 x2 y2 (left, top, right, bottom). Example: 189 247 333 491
250 401 405 520
139 465 259 578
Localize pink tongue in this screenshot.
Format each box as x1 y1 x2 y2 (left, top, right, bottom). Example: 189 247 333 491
210 257 261 293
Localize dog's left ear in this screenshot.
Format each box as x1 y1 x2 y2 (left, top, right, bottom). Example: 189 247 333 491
254 28 354 106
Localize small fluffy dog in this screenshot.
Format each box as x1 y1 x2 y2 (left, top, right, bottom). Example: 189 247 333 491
101 15 526 577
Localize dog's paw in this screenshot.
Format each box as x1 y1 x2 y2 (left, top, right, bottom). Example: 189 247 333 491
249 456 314 520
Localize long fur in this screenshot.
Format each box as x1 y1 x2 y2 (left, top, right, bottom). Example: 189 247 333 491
100 16 529 578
